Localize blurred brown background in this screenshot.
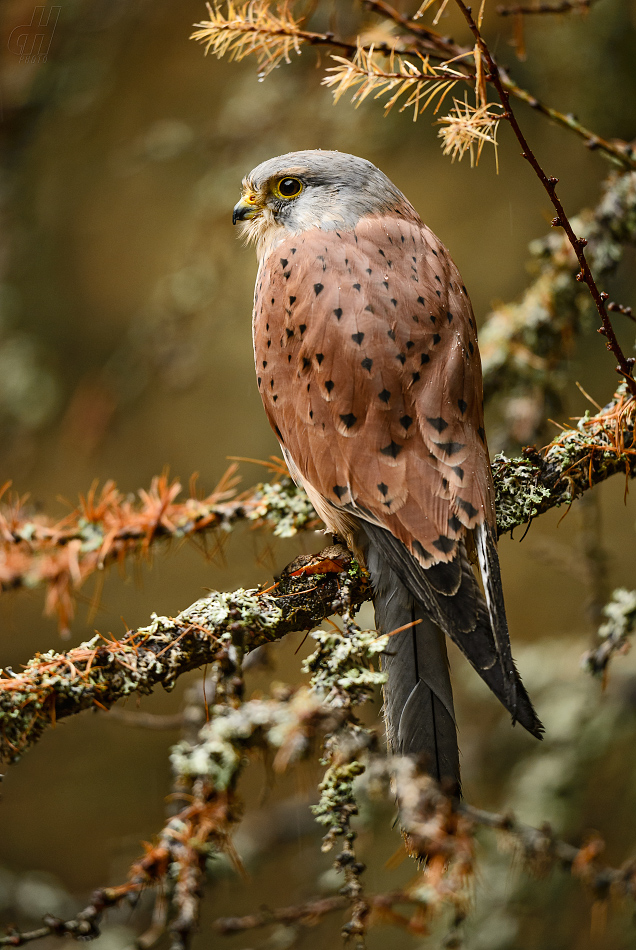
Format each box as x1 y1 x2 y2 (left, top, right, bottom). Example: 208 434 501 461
0 1 635 948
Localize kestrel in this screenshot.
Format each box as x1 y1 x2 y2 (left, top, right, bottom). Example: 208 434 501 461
233 150 542 784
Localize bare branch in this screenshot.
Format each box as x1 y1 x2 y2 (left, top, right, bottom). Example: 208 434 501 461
451 0 636 395
497 0 592 15
191 0 636 169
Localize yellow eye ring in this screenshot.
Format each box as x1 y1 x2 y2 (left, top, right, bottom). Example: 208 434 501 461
273 176 303 200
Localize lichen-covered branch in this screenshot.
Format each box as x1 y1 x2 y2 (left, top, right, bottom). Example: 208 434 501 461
5 636 636 950
582 588 636 676
1 389 633 763
0 468 317 632
305 620 388 942
493 389 635 533
3 384 634 631
0 550 368 764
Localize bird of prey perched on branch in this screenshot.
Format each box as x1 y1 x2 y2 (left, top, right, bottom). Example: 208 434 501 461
233 150 543 786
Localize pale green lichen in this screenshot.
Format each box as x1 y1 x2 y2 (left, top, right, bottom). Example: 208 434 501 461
493 454 552 533
303 627 388 705
247 477 317 537
169 689 331 787
582 588 636 676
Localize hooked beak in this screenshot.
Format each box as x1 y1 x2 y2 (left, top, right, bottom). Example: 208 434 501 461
232 194 262 225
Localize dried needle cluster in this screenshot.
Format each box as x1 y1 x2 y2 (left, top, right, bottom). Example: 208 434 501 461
0 383 633 644
192 1 307 77
324 44 463 121
0 468 316 634
192 1 505 165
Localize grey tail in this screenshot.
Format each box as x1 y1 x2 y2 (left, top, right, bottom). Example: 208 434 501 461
369 546 460 787
359 520 543 743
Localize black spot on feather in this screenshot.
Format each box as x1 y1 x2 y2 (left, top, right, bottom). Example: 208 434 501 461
380 441 402 458
427 416 448 433
457 498 478 519
351 332 365 345
379 389 391 403
413 541 432 561
333 485 348 499
433 535 455 554
325 380 334 393
434 440 464 457
340 413 357 429
314 283 324 295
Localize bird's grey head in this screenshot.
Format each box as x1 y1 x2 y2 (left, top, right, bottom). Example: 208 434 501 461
233 149 416 258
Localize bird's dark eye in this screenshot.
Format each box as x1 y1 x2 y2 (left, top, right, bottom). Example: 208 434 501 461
276 177 303 199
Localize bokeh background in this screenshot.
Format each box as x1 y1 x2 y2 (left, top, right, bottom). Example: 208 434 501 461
0 1 636 948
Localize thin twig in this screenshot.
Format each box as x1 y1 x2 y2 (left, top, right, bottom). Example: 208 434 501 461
359 0 636 169
451 0 636 395
497 0 592 14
